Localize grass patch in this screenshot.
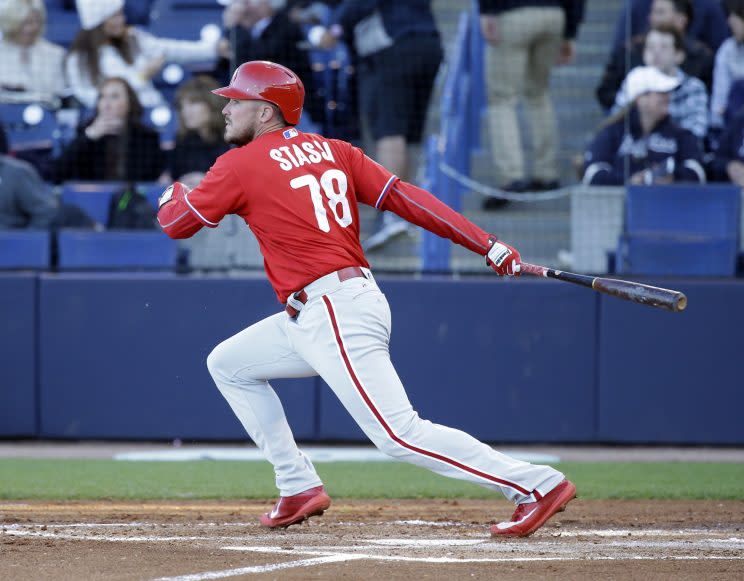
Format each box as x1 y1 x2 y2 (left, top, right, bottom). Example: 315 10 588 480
0 460 742 500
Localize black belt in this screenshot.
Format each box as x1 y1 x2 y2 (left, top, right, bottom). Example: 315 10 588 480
285 267 367 318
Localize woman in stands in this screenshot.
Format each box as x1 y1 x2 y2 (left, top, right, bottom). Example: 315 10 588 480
0 0 66 107
165 76 229 189
65 0 218 109
52 77 164 183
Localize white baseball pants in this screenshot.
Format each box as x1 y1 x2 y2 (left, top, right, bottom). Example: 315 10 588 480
206 268 564 504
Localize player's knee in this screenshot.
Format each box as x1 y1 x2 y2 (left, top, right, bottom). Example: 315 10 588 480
207 341 265 387
370 435 402 458
206 343 230 382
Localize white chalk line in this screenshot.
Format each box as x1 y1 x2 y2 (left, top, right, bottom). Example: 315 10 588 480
1 522 257 529
4 524 743 554
3 530 225 543
221 539 744 552
3 522 739 538
221 545 744 563
4 522 737 535
391 519 465 527
144 543 744 581
369 538 483 546
1 529 280 543
149 554 363 581
552 528 738 538
4 522 744 580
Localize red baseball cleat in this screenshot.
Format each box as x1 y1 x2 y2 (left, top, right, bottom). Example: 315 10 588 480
491 479 577 538
259 485 332 529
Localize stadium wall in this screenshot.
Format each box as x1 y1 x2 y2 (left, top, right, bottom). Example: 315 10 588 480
1 274 743 444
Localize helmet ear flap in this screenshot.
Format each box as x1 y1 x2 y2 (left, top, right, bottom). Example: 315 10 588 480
211 61 305 125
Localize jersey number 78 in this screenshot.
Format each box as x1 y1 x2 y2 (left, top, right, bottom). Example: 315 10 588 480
290 169 351 232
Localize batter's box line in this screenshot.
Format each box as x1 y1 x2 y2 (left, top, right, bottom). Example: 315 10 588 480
553 528 743 538
1 521 259 529
220 544 744 564
149 554 365 581
149 548 744 581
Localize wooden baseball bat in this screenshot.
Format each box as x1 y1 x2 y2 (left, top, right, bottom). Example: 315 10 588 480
520 262 687 312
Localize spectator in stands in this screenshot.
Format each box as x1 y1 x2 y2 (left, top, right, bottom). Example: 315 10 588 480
0 121 57 228
583 66 705 185
708 108 744 185
0 120 97 229
596 0 714 111
312 1 444 249
0 154 59 229
710 0 744 129
166 76 230 189
52 77 164 183
0 0 66 108
478 0 585 207
611 0 728 54
218 0 324 125
65 0 219 109
612 26 708 140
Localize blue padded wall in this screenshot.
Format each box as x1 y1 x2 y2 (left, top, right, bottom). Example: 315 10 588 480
38 274 316 440
16 274 744 444
598 280 744 443
56 230 178 270
0 275 37 436
0 230 50 269
318 277 598 442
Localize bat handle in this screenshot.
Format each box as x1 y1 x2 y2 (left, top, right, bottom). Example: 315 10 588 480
521 262 549 277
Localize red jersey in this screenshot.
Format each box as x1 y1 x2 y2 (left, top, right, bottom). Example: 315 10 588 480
158 128 494 303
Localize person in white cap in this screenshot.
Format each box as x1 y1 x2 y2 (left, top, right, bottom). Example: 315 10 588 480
65 0 219 109
582 65 705 185
611 25 709 140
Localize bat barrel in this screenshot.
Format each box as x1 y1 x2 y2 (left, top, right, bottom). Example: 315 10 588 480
592 278 687 312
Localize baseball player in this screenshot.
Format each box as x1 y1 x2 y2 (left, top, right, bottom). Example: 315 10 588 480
157 61 576 537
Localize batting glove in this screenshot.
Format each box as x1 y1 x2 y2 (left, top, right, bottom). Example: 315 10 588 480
486 236 521 276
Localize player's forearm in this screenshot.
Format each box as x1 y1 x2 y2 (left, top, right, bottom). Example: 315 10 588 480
157 196 204 239
380 180 492 255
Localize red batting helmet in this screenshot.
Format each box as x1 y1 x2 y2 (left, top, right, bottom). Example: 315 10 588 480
212 61 305 125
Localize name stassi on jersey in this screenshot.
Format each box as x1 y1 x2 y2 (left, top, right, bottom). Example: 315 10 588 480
269 141 336 171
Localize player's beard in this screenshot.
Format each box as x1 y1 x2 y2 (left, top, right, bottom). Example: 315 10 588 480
224 121 256 147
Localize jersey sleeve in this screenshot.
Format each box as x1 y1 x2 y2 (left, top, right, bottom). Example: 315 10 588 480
345 143 399 208
180 153 245 228
381 180 493 256
346 143 494 255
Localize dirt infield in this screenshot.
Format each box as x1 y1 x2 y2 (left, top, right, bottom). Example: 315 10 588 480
1 499 743 580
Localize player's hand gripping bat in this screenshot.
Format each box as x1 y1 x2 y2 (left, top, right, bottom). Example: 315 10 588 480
520 262 687 312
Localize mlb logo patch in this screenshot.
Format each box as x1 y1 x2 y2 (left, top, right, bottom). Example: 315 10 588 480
283 128 298 139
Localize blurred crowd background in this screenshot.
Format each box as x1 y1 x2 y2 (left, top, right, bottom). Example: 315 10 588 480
1 0 743 276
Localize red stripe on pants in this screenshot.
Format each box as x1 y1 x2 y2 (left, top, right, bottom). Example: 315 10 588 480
322 295 530 496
